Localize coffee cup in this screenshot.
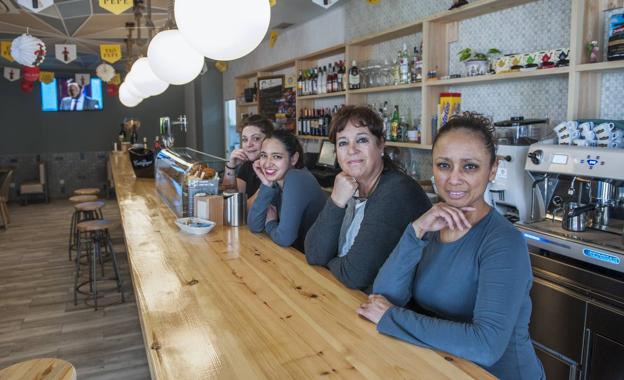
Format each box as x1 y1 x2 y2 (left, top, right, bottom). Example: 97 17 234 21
572 139 589 146
594 122 615 136
553 122 568 134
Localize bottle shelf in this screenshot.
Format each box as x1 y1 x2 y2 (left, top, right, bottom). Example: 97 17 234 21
237 102 258 107
348 82 422 95
575 61 624 73
428 0 536 23
297 92 347 100
297 135 329 141
386 141 432 150
427 66 570 87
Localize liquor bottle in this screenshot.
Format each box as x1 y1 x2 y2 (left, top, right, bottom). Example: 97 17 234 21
392 57 400 86
304 70 310 96
390 105 400 141
323 108 331 136
298 109 304 135
252 81 258 102
412 46 423 83
319 66 326 94
349 60 360 90
130 128 138 144
327 63 334 92
382 102 391 141
400 43 410 84
297 70 304 96
336 62 343 92
153 136 161 154
342 61 348 91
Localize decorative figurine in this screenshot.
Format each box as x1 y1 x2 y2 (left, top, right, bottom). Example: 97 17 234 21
587 41 600 63
449 0 469 10
521 54 538 71
555 49 570 67
540 52 555 69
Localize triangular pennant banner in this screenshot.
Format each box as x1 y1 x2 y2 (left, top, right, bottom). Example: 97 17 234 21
98 0 133 15
100 44 122 64
109 73 121 85
55 44 77 64
1 41 13 62
214 61 228 73
4 67 20 81
39 71 55 84
75 73 90 86
269 31 278 48
17 0 54 12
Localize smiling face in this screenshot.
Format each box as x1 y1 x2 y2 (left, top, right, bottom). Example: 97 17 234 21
432 129 497 212
259 137 299 185
241 125 266 161
335 122 384 182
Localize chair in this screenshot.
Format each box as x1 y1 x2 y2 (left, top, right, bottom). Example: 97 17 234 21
20 161 48 204
0 170 13 229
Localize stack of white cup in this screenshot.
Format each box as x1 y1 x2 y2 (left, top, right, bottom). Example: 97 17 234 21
553 121 623 148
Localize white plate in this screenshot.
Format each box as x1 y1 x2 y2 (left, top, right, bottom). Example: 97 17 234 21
175 217 216 235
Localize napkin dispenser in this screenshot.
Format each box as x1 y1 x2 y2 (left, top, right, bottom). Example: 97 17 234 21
194 195 224 225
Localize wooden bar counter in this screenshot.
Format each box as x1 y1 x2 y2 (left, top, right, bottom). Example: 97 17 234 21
109 152 495 380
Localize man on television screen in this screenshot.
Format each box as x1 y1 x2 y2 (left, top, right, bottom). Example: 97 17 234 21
59 80 100 111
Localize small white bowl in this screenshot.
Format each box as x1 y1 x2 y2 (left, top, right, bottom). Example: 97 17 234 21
175 217 216 235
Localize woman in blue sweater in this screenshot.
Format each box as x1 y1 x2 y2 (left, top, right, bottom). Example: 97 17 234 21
357 112 544 380
247 129 326 252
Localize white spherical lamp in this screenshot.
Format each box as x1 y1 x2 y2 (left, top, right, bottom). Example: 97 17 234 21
147 30 204 85
124 71 146 99
175 0 270 61
119 82 142 107
130 57 169 96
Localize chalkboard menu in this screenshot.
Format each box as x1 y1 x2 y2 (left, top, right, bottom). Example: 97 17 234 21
258 75 284 122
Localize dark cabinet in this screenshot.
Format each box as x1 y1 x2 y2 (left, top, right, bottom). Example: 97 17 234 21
585 305 624 380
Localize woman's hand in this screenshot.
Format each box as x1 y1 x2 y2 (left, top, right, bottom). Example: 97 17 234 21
253 160 273 187
411 203 475 239
331 172 358 208
357 294 394 325
266 204 278 225
228 148 249 168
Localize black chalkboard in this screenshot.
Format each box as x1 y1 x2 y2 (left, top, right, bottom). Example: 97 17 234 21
258 75 284 122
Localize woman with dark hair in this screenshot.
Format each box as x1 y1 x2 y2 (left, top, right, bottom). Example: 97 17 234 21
223 115 274 208
358 112 544 379
247 129 326 252
304 106 431 292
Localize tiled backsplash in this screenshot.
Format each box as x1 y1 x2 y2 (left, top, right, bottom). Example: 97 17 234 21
0 151 109 201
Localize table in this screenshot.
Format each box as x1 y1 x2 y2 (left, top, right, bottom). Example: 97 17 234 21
109 152 495 380
0 358 76 380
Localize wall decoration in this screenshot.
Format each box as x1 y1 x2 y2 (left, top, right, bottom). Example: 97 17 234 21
214 61 228 73
22 66 40 82
75 73 91 86
10 33 46 67
16 0 53 13
20 79 34 93
99 44 122 64
1 41 13 62
3 67 20 81
39 71 54 84
109 73 121 85
98 0 133 15
55 44 77 64
106 83 119 96
96 63 116 82
269 31 279 48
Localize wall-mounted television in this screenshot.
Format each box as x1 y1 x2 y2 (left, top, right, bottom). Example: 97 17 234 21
41 77 104 112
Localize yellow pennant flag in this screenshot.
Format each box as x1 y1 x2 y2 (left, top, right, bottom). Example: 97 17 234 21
109 73 121 85
269 31 279 48
214 61 228 73
368 0 380 4
269 0 276 6
100 44 122 64
39 71 55 84
98 0 133 15
1 41 14 62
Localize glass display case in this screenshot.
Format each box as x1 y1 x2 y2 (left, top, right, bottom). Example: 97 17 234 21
155 147 227 217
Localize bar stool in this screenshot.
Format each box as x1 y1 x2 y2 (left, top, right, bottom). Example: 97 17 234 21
0 358 76 380
68 199 104 261
74 187 100 196
74 219 125 310
68 195 103 261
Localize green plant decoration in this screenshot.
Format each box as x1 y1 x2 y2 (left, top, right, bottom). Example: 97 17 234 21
458 48 502 62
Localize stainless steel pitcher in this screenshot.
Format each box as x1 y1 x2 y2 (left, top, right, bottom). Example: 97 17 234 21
223 191 247 227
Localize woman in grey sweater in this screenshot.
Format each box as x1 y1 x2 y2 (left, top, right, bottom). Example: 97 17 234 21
247 129 326 252
304 106 431 292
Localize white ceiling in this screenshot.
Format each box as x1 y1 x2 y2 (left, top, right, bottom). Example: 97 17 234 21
0 0 341 71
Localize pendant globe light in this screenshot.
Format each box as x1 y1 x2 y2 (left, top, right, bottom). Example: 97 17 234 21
119 82 142 107
175 0 271 61
129 57 169 96
147 29 204 85
124 71 146 99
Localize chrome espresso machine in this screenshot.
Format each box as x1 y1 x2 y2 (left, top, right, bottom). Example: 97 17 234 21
514 143 624 379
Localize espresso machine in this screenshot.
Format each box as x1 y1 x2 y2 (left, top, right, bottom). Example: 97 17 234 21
515 143 624 380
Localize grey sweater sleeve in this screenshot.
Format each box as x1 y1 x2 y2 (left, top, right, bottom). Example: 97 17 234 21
247 183 278 233
305 199 347 264
306 171 431 290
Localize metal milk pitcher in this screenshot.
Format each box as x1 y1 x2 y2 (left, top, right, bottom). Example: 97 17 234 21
223 191 247 227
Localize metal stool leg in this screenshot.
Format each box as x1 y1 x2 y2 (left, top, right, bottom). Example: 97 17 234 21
73 231 82 305
92 233 100 311
68 211 77 261
105 230 125 303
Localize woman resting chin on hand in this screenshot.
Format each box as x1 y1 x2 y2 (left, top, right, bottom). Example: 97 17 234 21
359 112 545 380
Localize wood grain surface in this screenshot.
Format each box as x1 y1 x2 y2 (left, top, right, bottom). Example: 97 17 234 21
110 152 496 380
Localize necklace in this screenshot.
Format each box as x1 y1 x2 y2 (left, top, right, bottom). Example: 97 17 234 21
352 167 384 202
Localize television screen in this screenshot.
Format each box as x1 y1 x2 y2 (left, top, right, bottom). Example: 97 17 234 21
317 141 336 168
41 77 104 112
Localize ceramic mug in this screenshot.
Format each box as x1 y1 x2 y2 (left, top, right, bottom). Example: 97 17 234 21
553 121 568 134
594 122 615 136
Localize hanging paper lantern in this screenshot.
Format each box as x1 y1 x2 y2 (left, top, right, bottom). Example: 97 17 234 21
147 30 204 85
22 66 40 82
119 82 142 107
129 57 169 96
124 72 146 99
20 79 34 93
96 63 116 82
175 0 270 61
105 83 119 96
11 33 46 67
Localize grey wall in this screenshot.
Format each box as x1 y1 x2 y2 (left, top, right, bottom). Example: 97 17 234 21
199 66 225 158
0 79 187 154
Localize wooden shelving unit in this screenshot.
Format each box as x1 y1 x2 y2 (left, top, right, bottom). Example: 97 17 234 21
298 136 329 141
235 0 624 148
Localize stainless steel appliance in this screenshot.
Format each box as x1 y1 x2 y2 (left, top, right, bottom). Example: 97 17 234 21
155 148 227 218
223 191 247 227
516 143 624 379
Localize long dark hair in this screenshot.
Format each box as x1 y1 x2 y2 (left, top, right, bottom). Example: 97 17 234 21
433 112 497 166
268 129 304 169
328 105 398 171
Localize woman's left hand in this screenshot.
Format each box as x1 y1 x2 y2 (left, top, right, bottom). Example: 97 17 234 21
253 160 273 187
357 294 394 325
266 204 278 224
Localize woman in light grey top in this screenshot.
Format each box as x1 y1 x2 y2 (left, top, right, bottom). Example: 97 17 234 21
247 129 326 252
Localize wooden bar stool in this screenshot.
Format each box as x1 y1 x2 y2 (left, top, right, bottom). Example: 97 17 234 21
68 200 104 261
0 358 76 380
68 195 98 203
74 219 124 310
74 187 100 196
